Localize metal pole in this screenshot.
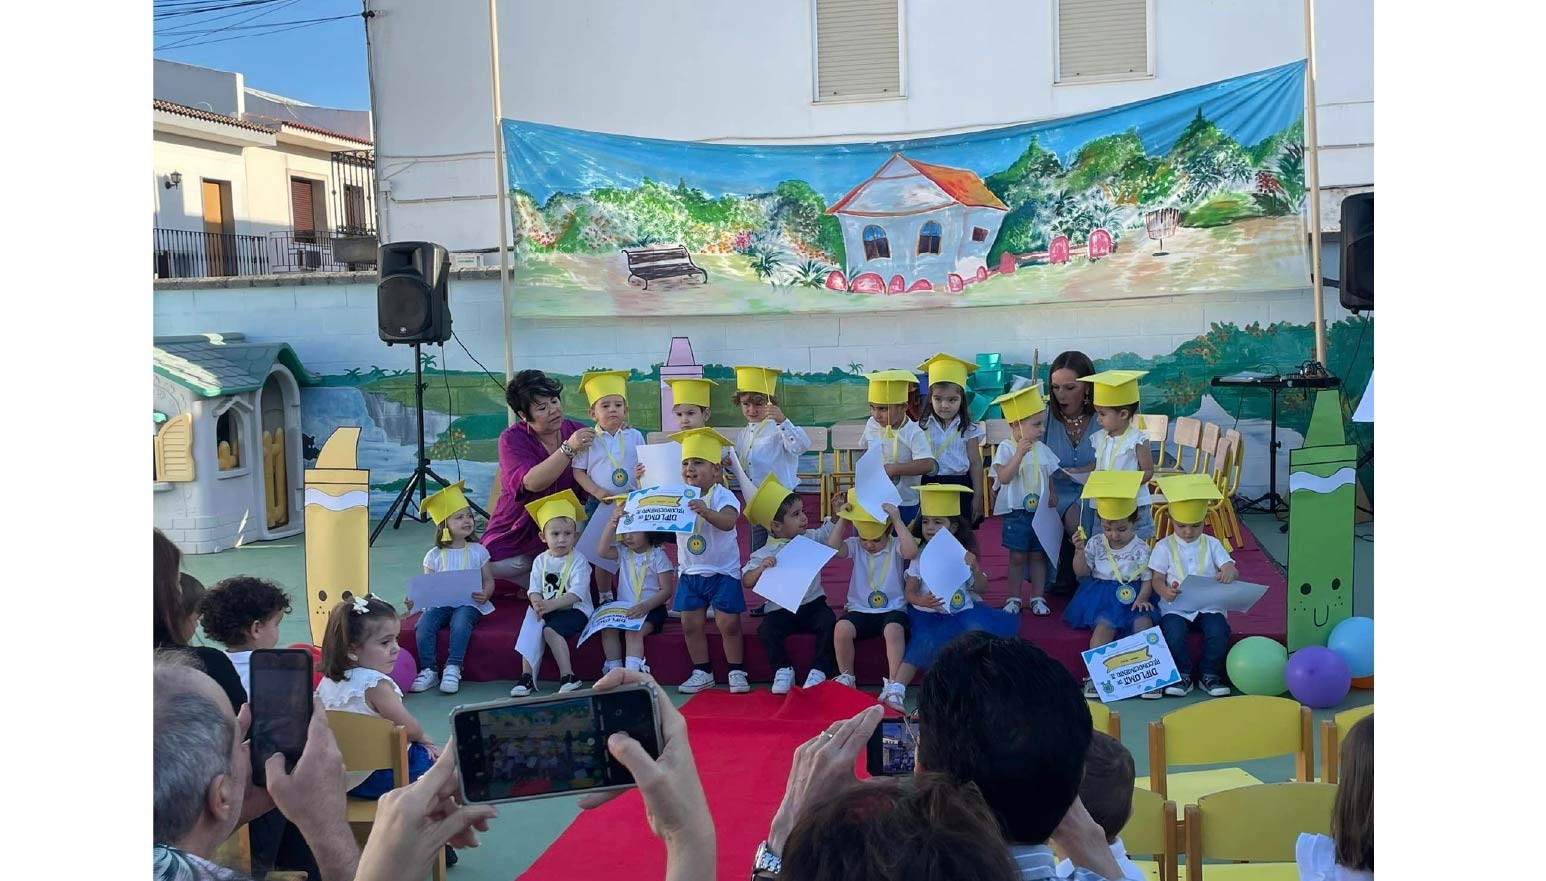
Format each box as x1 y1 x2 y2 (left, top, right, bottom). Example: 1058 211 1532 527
488 0 517 423
1303 0 1327 366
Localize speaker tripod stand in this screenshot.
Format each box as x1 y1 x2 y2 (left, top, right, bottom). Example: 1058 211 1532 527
370 342 487 545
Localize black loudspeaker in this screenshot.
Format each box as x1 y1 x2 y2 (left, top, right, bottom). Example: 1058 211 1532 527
1338 193 1373 312
377 241 451 343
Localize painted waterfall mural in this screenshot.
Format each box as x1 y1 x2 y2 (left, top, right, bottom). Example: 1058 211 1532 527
502 62 1309 318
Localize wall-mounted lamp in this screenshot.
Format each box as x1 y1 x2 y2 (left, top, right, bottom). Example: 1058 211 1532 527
165 171 183 190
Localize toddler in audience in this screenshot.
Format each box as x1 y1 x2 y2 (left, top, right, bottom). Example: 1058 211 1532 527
594 500 676 675
317 595 437 797
1078 371 1155 541
862 370 936 526
1149 475 1238 698
917 354 986 524
1064 471 1158 698
511 490 594 696
743 476 838 694
405 481 493 695
826 494 918 698
198 575 291 695
989 384 1061 617
733 365 811 552
671 427 749 694
1055 732 1147 881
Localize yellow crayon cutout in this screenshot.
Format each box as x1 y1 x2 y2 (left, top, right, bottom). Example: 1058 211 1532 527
303 427 371 647
1102 645 1153 672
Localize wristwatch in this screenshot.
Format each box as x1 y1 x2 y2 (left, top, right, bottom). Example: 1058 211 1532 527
751 840 781 878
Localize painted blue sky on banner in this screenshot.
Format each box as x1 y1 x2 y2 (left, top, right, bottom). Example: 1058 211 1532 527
504 61 1304 204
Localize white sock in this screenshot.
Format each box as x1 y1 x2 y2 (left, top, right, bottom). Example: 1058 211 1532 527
602 659 623 674
625 656 645 671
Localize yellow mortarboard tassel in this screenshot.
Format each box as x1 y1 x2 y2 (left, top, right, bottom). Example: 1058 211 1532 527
664 377 718 409
579 370 631 406
1077 370 1148 408
733 365 781 398
1081 471 1144 521
991 385 1047 423
916 353 978 390
916 483 973 519
523 489 587 531
865 369 918 406
745 474 796 530
837 502 890 541
422 481 472 528
1154 474 1223 525
669 427 735 464
440 525 452 543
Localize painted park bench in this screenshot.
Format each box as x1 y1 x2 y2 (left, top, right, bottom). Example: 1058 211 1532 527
621 246 709 290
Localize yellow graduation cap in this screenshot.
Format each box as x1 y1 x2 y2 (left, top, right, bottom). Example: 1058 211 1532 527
992 385 1047 423
1077 370 1148 407
916 353 978 391
1081 471 1144 521
1154 474 1222 525
665 377 718 409
866 369 918 406
422 481 472 543
669 427 735 464
837 502 890 541
524 489 587 531
734 365 781 398
916 483 973 519
745 474 796 530
580 370 630 406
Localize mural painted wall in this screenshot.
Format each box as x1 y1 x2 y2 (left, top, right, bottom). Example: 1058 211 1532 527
503 63 1310 318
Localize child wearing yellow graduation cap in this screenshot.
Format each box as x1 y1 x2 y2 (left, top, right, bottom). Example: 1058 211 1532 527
733 365 812 552
511 490 593 697
1077 370 1155 541
894 485 1018 711
664 376 717 430
571 370 646 599
743 475 841 694
404 481 495 695
1063 472 1158 698
1148 475 1239 698
671 427 751 695
917 354 987 523
595 499 677 676
826 493 918 702
862 370 937 526
989 384 1062 617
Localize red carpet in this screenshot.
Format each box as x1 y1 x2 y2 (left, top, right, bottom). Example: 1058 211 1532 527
401 494 1287 685
516 682 882 881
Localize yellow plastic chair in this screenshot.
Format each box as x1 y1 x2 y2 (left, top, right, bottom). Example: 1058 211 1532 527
1162 417 1204 476
1183 782 1336 881
212 826 308 881
821 421 871 517
1319 704 1373 784
1124 787 1179 881
1146 696 1313 808
328 711 447 881
1087 699 1123 740
979 418 1013 517
1138 414 1170 471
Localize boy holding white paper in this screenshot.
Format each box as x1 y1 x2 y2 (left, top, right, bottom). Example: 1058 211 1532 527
743 475 839 694
862 370 936 526
1149 474 1239 698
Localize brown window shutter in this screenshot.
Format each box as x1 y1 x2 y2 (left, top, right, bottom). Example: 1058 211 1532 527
291 178 314 234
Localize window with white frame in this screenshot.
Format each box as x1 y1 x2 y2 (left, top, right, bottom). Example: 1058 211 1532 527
1056 0 1151 83
814 0 903 102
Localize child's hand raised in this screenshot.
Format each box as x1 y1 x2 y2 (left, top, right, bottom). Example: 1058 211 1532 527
403 598 415 612
1017 434 1034 454
832 491 848 510
769 404 786 424
1072 531 1087 551
882 502 899 518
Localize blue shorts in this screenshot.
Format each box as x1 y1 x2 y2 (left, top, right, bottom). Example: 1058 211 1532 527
348 742 434 799
673 572 747 614
1000 509 1047 553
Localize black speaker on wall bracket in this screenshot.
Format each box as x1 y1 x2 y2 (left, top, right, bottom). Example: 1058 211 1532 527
378 241 452 344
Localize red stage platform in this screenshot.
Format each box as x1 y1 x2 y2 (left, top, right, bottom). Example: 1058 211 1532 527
399 495 1286 686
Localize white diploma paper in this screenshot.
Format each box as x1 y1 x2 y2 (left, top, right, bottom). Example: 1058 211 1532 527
751 536 837 611
406 569 493 615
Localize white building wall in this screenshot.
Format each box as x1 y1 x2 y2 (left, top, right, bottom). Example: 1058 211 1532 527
154 59 244 118
153 133 254 235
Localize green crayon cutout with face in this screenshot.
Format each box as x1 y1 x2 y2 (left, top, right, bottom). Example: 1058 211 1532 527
1286 391 1357 650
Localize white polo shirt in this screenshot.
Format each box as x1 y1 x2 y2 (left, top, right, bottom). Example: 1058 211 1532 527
736 419 811 490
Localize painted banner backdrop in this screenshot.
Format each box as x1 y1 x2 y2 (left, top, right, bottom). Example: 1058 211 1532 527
503 62 1308 318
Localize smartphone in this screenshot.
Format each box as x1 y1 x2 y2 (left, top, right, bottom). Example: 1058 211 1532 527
248 649 315 787
866 716 917 777
452 684 662 805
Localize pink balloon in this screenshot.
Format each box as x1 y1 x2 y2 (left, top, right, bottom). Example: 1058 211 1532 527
391 645 418 692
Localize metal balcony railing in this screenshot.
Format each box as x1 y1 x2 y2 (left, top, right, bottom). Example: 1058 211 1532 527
153 228 270 279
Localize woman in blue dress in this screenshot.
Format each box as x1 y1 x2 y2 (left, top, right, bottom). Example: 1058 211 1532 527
1043 351 1098 593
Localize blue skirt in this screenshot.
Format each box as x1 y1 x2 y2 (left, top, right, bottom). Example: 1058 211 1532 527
348 742 434 800
903 605 1020 669
1062 578 1147 632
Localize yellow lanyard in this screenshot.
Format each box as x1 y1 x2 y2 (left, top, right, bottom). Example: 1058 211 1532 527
537 554 578 599
866 546 894 606
738 420 770 465
623 549 650 599
687 494 712 554
881 425 901 464
1168 536 1198 581
1016 431 1042 509
1101 539 1141 585
1099 428 1133 470
927 419 960 462
597 429 631 488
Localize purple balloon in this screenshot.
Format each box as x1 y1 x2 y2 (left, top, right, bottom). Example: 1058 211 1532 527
1284 646 1351 708
391 645 418 692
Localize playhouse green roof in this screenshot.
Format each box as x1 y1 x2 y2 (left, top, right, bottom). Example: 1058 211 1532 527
153 334 317 398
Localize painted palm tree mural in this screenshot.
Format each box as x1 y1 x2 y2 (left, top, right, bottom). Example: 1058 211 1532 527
502 62 1311 318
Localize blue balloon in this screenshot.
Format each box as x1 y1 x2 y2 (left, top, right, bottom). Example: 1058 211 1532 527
1327 616 1374 679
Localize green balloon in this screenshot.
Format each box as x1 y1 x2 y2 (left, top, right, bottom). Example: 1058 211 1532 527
1226 637 1289 696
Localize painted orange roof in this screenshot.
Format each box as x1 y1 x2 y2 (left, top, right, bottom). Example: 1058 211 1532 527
826 153 1007 215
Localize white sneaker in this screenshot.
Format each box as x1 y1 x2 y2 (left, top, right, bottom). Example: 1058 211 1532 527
558 674 584 693
771 667 796 695
728 670 751 694
803 669 827 689
1165 679 1194 697
679 669 717 694
410 668 439 693
438 665 461 694
510 674 536 697
880 678 906 712
834 672 858 688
